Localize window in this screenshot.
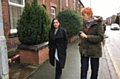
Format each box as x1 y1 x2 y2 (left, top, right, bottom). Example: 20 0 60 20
9 0 25 33
66 0 68 6
51 7 56 21
9 0 24 7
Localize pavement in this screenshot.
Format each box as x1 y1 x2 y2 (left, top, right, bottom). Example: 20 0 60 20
24 38 112 79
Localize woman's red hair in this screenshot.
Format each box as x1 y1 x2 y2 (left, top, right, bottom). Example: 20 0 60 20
81 7 93 17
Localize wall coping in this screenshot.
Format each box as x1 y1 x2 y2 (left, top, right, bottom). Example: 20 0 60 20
18 42 48 52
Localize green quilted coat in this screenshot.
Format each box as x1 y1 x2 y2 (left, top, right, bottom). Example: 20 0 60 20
79 16 104 58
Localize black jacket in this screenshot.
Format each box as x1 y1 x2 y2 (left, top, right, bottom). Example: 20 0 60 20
48 27 68 68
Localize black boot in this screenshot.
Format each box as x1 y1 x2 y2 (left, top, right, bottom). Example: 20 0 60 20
55 68 62 79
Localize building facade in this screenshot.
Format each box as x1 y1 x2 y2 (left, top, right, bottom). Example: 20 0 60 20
1 0 84 51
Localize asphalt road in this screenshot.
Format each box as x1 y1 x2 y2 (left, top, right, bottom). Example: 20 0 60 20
104 25 120 79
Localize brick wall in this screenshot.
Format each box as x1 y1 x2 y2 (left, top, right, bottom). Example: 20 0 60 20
2 0 20 51
19 47 49 65
2 0 10 40
2 0 82 51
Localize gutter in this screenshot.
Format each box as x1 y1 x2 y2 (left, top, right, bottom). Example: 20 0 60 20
79 0 85 8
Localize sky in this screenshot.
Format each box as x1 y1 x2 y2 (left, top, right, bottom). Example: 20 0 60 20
81 0 120 20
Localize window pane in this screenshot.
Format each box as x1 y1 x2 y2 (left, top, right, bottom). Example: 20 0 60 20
51 8 55 14
9 5 23 29
10 0 23 5
66 0 68 6
51 7 56 21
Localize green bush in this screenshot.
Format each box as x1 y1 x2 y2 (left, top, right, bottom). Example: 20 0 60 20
17 0 50 45
57 9 83 37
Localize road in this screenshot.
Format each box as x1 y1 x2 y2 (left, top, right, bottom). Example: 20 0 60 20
104 25 120 79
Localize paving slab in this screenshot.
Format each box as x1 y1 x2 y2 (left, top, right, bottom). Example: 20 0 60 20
25 38 112 79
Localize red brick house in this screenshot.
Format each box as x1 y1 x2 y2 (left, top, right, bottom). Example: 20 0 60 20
111 15 116 23
1 0 84 52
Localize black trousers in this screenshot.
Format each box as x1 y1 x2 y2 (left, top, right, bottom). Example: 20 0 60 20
80 56 99 79
55 60 62 79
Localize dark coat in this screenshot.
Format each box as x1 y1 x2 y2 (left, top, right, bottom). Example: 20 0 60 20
48 27 68 68
79 16 104 58
103 24 106 32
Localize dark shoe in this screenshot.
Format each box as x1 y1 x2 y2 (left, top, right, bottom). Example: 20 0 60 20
55 75 61 79
55 76 61 79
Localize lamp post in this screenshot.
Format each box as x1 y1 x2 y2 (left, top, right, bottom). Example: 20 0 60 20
0 0 9 79
90 0 92 7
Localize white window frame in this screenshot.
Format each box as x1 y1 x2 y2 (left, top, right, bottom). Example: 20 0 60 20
9 0 25 8
51 7 56 21
66 0 68 7
9 0 25 33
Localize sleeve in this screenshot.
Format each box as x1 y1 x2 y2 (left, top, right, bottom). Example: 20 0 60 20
63 29 68 49
78 24 84 46
48 31 51 48
78 24 84 36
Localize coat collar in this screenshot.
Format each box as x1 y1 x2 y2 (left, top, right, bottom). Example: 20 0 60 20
50 27 63 39
84 16 103 28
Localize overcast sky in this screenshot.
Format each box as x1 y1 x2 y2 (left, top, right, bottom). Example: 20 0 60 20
81 0 120 20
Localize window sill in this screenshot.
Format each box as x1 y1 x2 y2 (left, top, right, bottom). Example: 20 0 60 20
9 33 18 38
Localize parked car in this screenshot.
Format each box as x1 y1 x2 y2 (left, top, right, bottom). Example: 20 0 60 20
110 23 120 30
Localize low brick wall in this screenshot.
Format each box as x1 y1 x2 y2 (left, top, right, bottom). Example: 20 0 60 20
18 42 49 65
18 35 78 65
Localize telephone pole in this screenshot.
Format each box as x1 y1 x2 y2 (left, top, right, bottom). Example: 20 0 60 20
90 0 92 7
0 0 9 79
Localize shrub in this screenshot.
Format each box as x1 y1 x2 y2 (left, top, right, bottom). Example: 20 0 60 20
57 9 83 38
17 0 50 45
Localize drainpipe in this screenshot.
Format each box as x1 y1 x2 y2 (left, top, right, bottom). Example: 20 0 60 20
0 0 9 79
43 0 45 4
60 0 62 11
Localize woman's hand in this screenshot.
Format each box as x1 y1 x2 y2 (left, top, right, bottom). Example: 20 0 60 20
79 31 87 38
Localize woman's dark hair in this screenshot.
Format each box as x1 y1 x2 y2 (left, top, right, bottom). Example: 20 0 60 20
51 18 60 30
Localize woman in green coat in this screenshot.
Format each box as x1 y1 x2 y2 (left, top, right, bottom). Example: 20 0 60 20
78 7 104 79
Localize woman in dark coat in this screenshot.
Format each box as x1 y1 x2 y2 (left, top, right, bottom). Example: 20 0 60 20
48 18 68 79
78 7 104 79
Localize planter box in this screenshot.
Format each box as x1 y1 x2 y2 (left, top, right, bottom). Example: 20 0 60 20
18 42 49 65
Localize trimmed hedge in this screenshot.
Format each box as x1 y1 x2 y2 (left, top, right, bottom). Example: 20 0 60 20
17 0 50 45
57 9 83 37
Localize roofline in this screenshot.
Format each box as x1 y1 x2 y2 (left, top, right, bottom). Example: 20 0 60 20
79 0 85 8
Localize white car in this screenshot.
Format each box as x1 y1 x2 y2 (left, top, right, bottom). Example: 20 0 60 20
110 23 120 30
